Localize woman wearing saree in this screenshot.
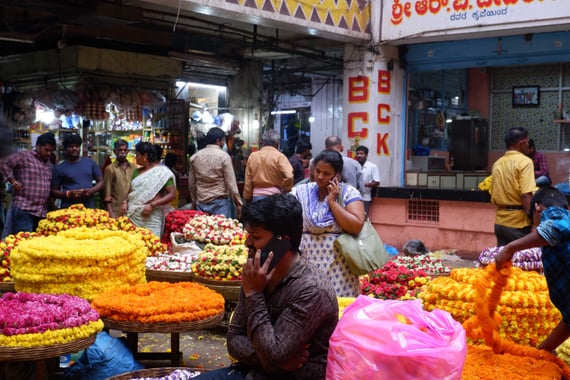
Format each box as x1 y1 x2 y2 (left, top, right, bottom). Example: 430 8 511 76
121 142 176 237
291 150 365 297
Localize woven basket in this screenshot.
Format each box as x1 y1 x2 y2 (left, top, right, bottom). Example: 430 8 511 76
107 366 208 380
0 333 96 362
145 269 193 283
192 276 241 303
101 310 224 333
0 282 15 293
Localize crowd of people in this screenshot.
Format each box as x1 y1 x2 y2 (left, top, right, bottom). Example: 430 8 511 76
0 125 382 379
3 120 570 378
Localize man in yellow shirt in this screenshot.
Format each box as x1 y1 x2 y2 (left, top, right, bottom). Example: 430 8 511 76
490 127 537 246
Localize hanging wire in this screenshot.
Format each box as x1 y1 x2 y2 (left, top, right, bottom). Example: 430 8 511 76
173 0 182 33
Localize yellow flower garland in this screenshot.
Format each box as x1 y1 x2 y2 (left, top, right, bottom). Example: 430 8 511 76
11 227 147 300
36 204 167 256
419 266 561 346
0 320 104 347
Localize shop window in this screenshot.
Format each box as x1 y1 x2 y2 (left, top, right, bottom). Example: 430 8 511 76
407 69 467 152
406 199 439 224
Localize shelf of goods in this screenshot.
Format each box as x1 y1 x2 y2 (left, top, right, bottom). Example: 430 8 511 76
13 127 30 152
152 99 188 171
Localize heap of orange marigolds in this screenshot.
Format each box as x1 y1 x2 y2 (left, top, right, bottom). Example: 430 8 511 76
459 264 570 379
92 281 225 323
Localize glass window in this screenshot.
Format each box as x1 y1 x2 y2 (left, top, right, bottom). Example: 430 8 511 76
407 69 467 152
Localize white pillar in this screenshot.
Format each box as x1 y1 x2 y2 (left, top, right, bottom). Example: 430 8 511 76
342 44 405 187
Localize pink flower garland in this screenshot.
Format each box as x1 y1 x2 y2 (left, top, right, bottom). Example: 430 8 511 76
0 292 99 336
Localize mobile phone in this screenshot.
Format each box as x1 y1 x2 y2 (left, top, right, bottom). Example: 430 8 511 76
260 235 291 272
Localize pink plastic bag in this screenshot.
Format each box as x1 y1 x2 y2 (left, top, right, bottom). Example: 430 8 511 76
326 296 466 380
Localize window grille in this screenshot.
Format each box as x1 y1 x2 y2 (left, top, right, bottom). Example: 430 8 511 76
407 199 439 224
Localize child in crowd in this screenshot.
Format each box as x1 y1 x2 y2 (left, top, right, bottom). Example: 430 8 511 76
495 186 570 352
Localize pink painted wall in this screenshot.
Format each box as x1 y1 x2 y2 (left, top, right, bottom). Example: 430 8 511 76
369 198 496 254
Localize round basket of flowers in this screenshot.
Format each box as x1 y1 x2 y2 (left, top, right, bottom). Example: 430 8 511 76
190 244 247 303
92 281 225 331
0 292 103 361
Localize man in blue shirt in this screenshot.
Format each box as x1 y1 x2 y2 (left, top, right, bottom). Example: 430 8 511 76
52 133 104 209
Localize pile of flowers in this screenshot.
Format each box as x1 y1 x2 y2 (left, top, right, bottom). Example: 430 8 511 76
556 338 570 365
361 261 429 299
36 204 167 256
183 215 246 245
360 255 449 300
161 209 206 245
0 292 104 347
460 264 570 379
0 231 39 282
478 175 492 192
146 253 194 272
92 281 225 323
478 246 543 272
393 254 451 276
192 244 248 281
419 266 561 346
10 227 147 300
337 297 356 318
462 344 565 379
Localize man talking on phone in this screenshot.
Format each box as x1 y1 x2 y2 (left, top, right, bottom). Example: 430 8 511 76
193 194 339 380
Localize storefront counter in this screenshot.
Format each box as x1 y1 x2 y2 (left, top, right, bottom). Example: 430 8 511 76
369 187 496 255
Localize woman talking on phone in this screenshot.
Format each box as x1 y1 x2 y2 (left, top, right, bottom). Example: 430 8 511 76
291 150 365 297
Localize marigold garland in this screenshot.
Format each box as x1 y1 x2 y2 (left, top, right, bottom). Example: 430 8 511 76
36 204 167 256
338 297 356 318
462 344 562 380
460 264 570 379
91 281 225 323
11 227 147 300
419 266 560 346
0 231 39 282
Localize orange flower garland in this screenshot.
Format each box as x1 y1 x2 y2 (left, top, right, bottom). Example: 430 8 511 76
461 264 570 379
419 266 560 346
92 281 225 323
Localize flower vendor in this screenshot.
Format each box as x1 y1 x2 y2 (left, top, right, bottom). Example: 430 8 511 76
193 194 338 380
496 186 570 352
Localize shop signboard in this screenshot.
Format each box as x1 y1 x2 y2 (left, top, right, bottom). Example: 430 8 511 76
381 0 566 42
343 45 404 187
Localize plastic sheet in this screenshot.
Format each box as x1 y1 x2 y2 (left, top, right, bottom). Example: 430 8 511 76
326 297 466 380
